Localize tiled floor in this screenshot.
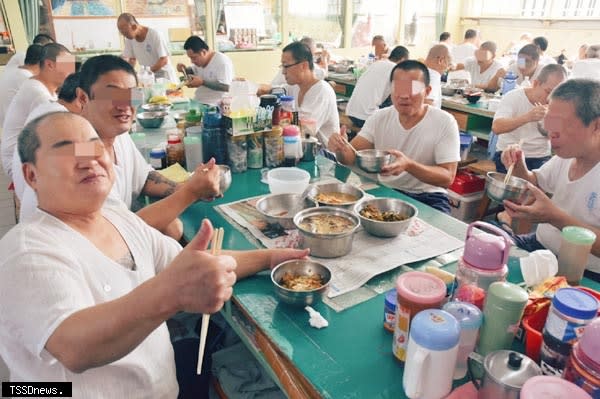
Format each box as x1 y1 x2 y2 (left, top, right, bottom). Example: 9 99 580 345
0 168 17 239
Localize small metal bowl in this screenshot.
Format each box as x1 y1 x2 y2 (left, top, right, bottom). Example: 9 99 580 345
294 207 360 258
306 182 365 209
271 259 332 306
140 103 172 113
485 172 531 203
355 197 418 238
218 165 232 194
356 149 393 173
256 193 316 229
136 111 168 129
441 85 458 96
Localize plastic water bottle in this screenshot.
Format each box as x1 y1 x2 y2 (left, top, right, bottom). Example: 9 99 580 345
282 125 302 166
502 71 518 95
520 76 532 88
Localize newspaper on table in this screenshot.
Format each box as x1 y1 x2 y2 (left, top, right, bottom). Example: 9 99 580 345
217 195 465 298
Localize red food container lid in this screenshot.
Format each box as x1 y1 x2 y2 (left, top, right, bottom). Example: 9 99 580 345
449 171 485 195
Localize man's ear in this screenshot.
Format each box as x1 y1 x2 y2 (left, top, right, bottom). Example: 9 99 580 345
76 88 89 107
23 163 38 191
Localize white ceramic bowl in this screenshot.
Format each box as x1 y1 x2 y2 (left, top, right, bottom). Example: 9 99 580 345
267 167 310 194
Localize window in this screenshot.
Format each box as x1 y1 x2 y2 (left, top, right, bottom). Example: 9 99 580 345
287 0 342 48
0 1 15 64
351 0 400 47
464 0 600 18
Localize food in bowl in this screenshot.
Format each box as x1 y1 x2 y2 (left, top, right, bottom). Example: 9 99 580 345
280 272 324 291
354 198 418 238
314 192 359 205
298 214 356 234
359 204 408 222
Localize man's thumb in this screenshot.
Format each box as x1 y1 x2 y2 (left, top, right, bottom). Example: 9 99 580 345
186 219 214 251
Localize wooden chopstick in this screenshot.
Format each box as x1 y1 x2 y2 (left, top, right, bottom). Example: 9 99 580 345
197 227 224 375
504 138 525 185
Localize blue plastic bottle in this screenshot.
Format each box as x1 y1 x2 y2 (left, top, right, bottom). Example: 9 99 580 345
502 71 518 95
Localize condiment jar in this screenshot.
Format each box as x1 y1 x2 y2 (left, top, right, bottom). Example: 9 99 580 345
454 221 511 309
263 126 283 167
540 287 599 376
166 134 185 167
521 376 592 399
184 136 203 172
563 318 600 397
477 281 528 356
202 111 226 164
149 147 167 170
468 350 541 399
282 125 302 167
393 271 446 363
259 94 280 126
403 309 460 399
226 135 247 173
247 132 263 169
279 95 297 126
443 301 483 379
383 289 396 333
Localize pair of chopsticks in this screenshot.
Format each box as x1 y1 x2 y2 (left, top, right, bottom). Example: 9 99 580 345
504 138 525 184
196 227 224 375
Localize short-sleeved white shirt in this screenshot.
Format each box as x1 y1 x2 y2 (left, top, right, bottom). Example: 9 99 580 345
190 52 234 105
4 52 25 70
507 63 544 85
464 58 503 86
122 27 177 83
0 205 181 398
358 106 460 194
493 88 550 158
0 68 33 126
534 156 600 273
427 68 442 109
571 58 600 81
452 43 478 65
346 59 396 121
284 80 339 146
1 78 56 178
271 65 326 87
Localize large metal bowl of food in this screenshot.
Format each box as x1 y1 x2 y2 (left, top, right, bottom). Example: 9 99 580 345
305 182 365 209
255 193 316 229
356 149 393 173
485 172 531 203
355 197 418 238
271 259 332 306
136 111 168 129
294 207 360 258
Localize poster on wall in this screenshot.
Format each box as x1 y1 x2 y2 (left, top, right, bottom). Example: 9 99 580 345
123 0 188 17
224 3 265 49
50 0 117 17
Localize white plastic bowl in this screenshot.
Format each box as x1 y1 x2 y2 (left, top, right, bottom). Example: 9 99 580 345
267 167 310 194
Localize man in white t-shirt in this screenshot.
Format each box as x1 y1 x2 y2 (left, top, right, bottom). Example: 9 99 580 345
492 64 568 173
571 44 600 80
457 41 505 92
177 36 234 106
280 41 340 146
0 111 308 398
424 44 452 109
117 13 177 83
3 33 54 71
0 44 42 126
329 60 460 213
533 36 557 66
346 45 409 128
451 29 480 65
1 43 74 179
504 44 544 86
270 36 329 87
500 79 600 280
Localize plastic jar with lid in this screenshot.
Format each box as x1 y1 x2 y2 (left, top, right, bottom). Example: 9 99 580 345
563 318 600 397
540 287 599 376
247 132 264 169
453 260 508 309
260 94 280 126
263 126 283 167
521 376 592 399
149 147 167 170
226 135 247 173
166 134 185 167
279 95 296 126
282 125 302 167
392 271 447 363
383 289 396 333
442 301 483 379
202 111 227 164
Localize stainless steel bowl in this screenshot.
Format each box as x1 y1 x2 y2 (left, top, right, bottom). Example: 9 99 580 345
255 193 316 229
136 111 168 129
294 207 360 258
485 172 530 203
356 149 393 173
441 85 458 96
271 259 332 306
306 182 365 209
140 103 172 113
355 197 418 238
218 165 232 194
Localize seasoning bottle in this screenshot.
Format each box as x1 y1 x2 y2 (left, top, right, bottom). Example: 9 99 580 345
183 136 203 172
279 95 296 126
247 132 264 169
202 111 226 164
149 147 167 170
563 318 600 397
539 288 598 376
282 125 302 167
260 94 280 127
226 135 247 173
383 289 396 333
264 126 283 167
166 134 185 167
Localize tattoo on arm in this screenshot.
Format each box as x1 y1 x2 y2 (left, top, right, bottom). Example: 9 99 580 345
203 80 230 92
143 171 177 198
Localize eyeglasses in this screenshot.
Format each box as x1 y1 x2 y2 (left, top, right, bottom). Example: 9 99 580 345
279 60 303 70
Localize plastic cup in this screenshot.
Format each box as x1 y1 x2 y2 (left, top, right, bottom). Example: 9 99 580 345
557 226 596 285
315 155 335 177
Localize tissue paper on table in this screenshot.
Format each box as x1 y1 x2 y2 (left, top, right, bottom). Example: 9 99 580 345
520 249 558 287
305 306 328 329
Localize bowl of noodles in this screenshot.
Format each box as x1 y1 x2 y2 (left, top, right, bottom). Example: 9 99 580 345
306 182 365 209
271 259 332 306
354 197 418 237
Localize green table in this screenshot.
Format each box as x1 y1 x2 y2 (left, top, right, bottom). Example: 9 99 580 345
179 162 600 398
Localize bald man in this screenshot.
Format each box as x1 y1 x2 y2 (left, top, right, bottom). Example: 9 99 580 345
424 44 452 108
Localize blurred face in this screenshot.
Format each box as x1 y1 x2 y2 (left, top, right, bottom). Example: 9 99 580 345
24 115 114 214
117 20 136 40
280 50 305 85
517 54 538 77
187 49 209 67
543 99 599 159
45 52 75 86
80 70 138 140
374 39 388 57
475 48 493 65
532 73 566 105
391 68 431 117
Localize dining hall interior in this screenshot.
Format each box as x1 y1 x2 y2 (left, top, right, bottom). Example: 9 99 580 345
1 0 600 398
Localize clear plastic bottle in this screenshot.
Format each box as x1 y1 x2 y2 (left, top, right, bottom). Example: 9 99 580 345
264 126 283 167
279 96 296 126
502 71 518 95
166 134 185 167
521 76 532 88
226 135 247 173
282 125 302 166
